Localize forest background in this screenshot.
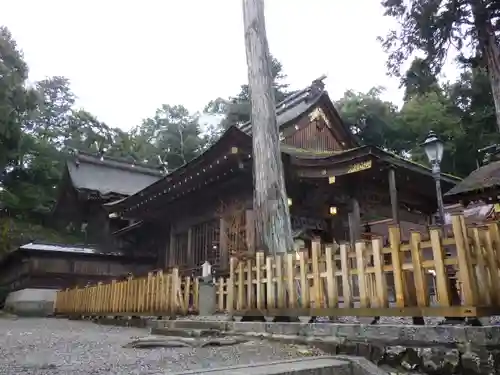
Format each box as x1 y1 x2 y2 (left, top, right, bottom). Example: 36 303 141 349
1 0 499 245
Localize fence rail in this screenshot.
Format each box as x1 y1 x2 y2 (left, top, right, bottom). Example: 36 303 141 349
55 268 199 316
55 214 500 319
216 215 500 318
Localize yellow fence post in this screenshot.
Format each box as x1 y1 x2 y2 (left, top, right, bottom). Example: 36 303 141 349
451 215 477 306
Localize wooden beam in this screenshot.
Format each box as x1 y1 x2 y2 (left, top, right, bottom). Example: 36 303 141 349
295 160 373 179
242 0 293 255
348 197 361 243
168 226 175 267
362 204 427 225
126 169 252 222
219 217 229 271
186 227 193 268
245 209 256 254
388 167 400 224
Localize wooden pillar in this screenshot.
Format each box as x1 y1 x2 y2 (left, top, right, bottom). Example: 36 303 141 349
186 227 193 268
348 197 361 243
245 209 256 254
388 167 400 225
219 217 229 271
168 226 175 267
163 234 169 269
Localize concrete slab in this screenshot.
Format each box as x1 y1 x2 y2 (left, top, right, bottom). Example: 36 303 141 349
171 357 352 375
4 288 57 317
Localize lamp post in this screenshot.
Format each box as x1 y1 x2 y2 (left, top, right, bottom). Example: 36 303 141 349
422 131 473 325
422 130 445 226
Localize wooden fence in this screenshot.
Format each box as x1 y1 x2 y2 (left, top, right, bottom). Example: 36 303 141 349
54 268 199 316
55 214 500 319
216 215 500 318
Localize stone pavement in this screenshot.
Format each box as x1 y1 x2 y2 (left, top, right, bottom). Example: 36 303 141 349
149 319 500 374
0 317 335 375
171 357 352 375
151 319 500 347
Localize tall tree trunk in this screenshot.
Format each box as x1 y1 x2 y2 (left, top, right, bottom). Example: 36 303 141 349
485 38 500 132
471 1 500 132
242 0 293 255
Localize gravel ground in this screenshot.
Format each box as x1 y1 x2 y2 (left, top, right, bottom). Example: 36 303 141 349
0 317 322 375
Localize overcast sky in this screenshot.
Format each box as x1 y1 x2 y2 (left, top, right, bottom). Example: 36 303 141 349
1 0 458 131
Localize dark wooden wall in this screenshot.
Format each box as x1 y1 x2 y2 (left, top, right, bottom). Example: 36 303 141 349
164 176 254 273
282 107 345 152
0 252 156 292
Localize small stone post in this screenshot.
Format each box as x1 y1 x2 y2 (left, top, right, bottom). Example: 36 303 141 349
198 261 216 316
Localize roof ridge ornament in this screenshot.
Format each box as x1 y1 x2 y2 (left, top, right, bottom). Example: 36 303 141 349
311 75 327 89
478 144 500 165
98 148 107 161
157 155 168 175
307 74 327 102
70 148 81 168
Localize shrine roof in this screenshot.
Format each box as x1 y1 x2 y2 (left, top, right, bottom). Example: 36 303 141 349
286 144 461 184
106 123 461 219
444 160 500 202
238 76 357 148
65 151 163 198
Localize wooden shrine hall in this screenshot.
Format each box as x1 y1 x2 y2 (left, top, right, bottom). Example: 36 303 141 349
52 150 163 252
105 78 460 274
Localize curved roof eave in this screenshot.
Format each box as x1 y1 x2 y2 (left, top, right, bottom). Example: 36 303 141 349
108 126 252 213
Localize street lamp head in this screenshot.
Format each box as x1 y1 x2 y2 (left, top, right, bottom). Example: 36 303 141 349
422 130 444 165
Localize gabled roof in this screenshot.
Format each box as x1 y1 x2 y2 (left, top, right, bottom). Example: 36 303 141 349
108 123 461 219
239 76 358 148
66 151 164 198
444 160 500 201
105 126 251 214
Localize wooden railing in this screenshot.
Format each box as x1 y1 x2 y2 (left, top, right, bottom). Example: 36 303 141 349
55 214 500 319
54 268 199 316
215 215 500 318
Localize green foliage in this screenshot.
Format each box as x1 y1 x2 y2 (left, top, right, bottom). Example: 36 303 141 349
0 22 499 250
0 26 37 174
335 65 499 177
0 217 82 254
0 219 10 255
397 92 463 170
205 55 293 129
379 0 500 130
130 104 206 171
402 58 440 101
335 87 402 152
379 0 499 76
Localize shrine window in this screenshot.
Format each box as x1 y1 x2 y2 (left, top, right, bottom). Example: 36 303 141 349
174 231 189 267
192 219 219 267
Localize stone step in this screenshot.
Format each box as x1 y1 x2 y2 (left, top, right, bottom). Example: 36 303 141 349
150 326 221 338
151 319 230 331
171 357 353 375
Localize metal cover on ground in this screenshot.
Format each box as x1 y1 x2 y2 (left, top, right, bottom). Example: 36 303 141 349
172 357 351 375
